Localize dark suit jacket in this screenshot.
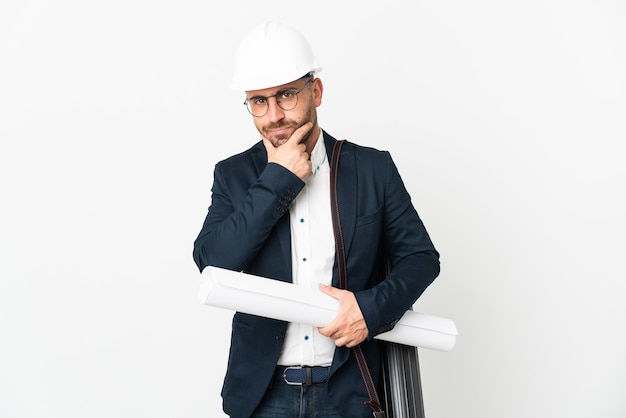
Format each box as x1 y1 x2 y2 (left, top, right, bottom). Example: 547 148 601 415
193 131 439 418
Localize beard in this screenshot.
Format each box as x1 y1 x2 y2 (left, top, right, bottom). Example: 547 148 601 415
258 105 316 148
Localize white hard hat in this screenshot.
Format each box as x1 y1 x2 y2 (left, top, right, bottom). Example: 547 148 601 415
231 21 322 91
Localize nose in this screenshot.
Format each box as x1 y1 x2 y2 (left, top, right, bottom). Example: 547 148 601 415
266 97 285 122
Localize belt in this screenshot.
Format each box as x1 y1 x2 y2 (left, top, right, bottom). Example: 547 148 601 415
275 366 331 386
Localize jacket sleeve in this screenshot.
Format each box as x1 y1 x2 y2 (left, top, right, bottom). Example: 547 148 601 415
193 160 304 272
354 151 440 338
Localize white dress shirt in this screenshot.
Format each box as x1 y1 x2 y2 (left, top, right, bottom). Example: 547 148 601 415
277 130 337 367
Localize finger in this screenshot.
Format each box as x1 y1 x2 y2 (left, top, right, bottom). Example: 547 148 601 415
318 283 339 298
344 339 357 348
334 333 357 348
317 319 338 338
333 337 345 347
317 325 331 338
285 121 313 145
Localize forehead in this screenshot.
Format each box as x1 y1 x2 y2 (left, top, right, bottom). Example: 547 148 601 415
245 79 302 97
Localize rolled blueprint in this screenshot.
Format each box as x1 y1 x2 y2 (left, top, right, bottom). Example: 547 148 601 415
198 266 457 351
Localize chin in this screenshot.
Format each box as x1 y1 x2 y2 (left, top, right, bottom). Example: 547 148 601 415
271 137 289 148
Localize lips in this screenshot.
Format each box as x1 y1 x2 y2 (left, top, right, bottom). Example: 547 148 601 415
270 127 291 136
265 125 296 143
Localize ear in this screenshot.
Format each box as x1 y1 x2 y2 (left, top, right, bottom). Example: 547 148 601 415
313 77 323 107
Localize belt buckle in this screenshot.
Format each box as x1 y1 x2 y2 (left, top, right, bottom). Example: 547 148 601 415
282 366 304 386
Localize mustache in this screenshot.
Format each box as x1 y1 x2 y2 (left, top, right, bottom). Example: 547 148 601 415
264 122 294 131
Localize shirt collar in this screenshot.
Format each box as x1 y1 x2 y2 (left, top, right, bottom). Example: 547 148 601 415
310 129 326 175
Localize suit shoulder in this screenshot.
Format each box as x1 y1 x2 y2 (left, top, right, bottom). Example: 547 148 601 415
344 140 391 162
215 141 264 170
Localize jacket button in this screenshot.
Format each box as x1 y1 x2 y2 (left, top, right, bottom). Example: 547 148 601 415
276 333 284 340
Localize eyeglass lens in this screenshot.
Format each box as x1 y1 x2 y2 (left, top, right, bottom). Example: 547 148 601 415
245 78 312 117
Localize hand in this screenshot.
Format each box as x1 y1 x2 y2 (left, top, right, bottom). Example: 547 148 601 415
317 284 369 348
262 122 313 180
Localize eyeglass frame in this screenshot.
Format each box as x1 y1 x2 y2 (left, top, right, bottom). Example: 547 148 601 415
243 76 313 117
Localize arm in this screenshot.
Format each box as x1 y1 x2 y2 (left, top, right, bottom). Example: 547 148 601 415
193 123 314 272
193 161 304 272
356 151 440 339
319 150 439 345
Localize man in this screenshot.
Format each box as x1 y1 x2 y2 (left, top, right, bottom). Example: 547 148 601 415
193 21 439 418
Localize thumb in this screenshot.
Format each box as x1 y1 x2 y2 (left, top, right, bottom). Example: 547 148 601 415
319 283 340 299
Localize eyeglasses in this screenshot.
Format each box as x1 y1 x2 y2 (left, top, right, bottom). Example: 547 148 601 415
244 78 313 117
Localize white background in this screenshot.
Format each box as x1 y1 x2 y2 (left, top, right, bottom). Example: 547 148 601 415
1 1 625 417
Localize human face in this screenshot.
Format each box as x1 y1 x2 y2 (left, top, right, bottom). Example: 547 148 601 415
246 77 322 150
